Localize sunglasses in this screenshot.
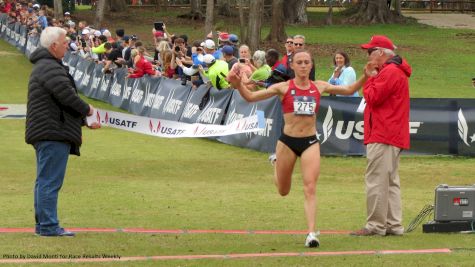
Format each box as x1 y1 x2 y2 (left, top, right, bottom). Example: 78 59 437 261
286 41 293 44
294 43 304 47
367 48 378 55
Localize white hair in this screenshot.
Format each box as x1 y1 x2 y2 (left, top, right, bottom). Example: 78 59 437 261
379 47 396 56
252 50 266 68
40 27 67 48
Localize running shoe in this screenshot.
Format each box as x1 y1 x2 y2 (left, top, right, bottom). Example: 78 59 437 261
268 153 276 166
305 231 320 248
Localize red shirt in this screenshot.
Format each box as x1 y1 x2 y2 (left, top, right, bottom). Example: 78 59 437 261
363 57 412 149
282 79 320 114
129 56 156 78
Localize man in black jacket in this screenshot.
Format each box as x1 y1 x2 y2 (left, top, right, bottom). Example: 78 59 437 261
26 27 100 237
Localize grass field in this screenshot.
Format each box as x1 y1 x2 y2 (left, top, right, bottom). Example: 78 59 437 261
1 17 475 266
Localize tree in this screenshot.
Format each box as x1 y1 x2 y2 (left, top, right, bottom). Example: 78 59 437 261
180 0 204 20
109 0 127 12
217 0 232 16
53 0 63 19
394 0 402 16
204 0 214 35
238 0 247 45
265 0 286 42
325 0 334 25
284 0 308 24
247 0 264 51
95 0 107 28
345 0 405 24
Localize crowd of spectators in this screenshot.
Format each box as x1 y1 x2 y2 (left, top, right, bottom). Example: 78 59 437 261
1 0 362 96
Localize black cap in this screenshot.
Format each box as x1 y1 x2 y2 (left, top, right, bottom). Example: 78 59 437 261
116 29 124 37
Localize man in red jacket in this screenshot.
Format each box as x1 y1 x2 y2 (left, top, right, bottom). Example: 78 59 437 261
351 35 412 237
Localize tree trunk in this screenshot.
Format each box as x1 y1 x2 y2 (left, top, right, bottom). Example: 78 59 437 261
189 0 204 20
265 0 286 42
95 0 107 28
53 0 64 19
284 0 308 24
205 0 214 35
157 0 168 12
239 0 247 45
247 0 264 51
217 0 232 16
394 0 401 15
345 0 400 24
110 0 127 12
325 0 333 25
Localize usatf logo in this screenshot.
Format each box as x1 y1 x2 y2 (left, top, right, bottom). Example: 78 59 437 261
149 120 161 133
458 109 475 146
319 106 423 144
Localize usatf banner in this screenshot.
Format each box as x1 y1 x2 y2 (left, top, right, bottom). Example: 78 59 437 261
87 108 266 138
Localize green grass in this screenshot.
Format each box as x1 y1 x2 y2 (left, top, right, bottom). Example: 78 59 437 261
2 17 475 265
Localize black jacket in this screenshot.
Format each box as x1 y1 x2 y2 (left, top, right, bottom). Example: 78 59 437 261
25 47 90 155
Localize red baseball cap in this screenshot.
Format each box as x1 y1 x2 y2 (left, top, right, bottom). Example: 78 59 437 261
361 35 396 50
218 32 229 41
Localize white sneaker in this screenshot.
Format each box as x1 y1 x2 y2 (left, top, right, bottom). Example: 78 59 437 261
268 153 276 166
305 231 320 248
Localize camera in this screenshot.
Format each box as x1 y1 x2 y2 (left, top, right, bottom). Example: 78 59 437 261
154 21 164 31
239 58 246 63
181 75 188 86
174 46 181 52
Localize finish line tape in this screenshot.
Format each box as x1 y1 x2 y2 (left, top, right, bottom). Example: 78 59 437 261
0 248 452 264
86 108 266 138
0 104 26 119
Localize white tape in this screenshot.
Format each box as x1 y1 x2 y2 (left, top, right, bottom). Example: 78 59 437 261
87 108 265 138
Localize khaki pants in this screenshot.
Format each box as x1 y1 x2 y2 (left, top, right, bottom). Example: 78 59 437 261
364 143 404 235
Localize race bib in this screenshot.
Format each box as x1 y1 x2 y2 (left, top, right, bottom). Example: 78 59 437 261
293 96 316 115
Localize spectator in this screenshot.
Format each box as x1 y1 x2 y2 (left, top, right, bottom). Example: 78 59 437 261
198 54 230 90
328 51 358 97
221 45 238 70
226 44 253 83
266 49 280 70
217 32 229 48
64 12 73 27
159 50 176 78
228 33 239 58
37 9 47 29
249 50 271 91
350 35 412 237
26 27 100 237
472 77 475 88
123 35 138 67
280 36 294 69
128 46 159 78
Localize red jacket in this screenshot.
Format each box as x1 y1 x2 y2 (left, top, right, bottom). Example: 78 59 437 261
129 56 156 78
363 56 412 149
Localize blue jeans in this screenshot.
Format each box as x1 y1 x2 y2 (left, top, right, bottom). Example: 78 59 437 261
34 141 71 235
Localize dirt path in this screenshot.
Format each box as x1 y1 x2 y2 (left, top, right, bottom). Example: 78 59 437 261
403 12 475 30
